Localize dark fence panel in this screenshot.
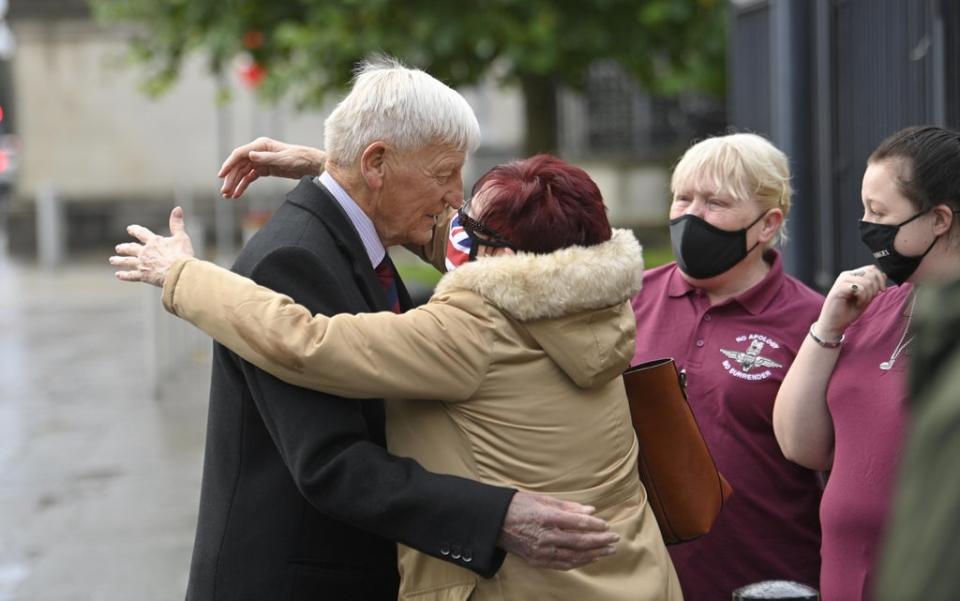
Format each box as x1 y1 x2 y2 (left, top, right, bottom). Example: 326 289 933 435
944 0 960 127
582 62 724 161
729 3 771 136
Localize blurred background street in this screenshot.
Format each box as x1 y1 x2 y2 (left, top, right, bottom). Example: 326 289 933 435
0 0 957 598
0 232 207 600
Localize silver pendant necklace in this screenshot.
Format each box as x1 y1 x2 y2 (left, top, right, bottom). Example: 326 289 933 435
879 294 917 371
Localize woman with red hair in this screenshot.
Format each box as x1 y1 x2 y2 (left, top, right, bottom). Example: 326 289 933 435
113 155 681 600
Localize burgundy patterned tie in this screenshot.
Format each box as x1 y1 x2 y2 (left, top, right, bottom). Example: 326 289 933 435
375 257 401 314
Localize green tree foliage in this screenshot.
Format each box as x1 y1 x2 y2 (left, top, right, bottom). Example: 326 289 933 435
93 0 726 154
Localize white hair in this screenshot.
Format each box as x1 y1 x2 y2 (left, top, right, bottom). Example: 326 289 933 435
324 56 481 167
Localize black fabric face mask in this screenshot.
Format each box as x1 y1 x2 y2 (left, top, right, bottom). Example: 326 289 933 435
858 208 959 285
669 212 766 279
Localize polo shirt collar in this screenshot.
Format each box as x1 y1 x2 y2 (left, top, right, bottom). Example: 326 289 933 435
666 249 786 315
734 250 785 315
667 264 697 298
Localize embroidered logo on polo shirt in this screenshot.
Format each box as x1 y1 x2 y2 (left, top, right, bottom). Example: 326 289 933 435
720 334 784 381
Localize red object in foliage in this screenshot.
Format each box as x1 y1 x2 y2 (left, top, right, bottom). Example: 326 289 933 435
242 30 265 50
238 61 267 89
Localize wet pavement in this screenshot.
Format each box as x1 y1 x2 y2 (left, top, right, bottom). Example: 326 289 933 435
0 243 210 600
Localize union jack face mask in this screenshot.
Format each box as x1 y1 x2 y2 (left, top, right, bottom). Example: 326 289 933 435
445 211 473 270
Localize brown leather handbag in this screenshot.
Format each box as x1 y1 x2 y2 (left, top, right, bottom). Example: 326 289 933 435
623 357 733 545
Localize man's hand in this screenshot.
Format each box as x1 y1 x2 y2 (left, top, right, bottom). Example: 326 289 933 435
219 137 327 199
498 491 619 570
110 206 195 287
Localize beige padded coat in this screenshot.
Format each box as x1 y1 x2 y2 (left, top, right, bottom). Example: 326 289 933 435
161 229 681 601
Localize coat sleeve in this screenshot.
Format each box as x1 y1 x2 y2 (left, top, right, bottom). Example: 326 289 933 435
185 247 514 577
163 255 493 402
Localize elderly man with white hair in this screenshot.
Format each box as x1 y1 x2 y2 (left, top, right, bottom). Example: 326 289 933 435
114 58 618 601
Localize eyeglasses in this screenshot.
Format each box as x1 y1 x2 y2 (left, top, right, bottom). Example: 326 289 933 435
458 208 511 243
456 207 516 260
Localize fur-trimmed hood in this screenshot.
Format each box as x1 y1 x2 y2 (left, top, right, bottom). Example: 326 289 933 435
434 228 644 320
433 229 644 388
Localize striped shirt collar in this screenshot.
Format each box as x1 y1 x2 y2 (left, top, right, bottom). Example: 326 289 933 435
316 172 386 268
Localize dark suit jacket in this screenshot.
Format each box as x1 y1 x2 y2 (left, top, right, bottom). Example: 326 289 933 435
185 178 515 601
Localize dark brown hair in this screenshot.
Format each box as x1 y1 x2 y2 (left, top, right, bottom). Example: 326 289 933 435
869 125 960 214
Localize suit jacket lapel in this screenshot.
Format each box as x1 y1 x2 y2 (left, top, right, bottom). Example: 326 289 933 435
395 271 414 312
286 177 391 312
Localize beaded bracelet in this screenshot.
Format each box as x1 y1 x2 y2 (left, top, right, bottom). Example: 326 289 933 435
809 323 844 348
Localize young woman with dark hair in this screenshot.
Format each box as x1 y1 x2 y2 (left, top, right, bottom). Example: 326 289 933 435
774 125 960 601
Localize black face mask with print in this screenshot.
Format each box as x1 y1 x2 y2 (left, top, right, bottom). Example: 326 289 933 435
669 212 766 279
857 208 960 285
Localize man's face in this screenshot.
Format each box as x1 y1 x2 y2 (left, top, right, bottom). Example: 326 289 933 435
374 143 466 247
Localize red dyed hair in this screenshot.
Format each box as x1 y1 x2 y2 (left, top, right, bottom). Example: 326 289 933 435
470 154 612 254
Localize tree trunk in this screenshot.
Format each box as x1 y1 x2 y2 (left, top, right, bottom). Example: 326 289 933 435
520 73 559 156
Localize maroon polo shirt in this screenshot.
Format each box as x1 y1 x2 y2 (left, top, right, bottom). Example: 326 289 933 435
819 284 911 601
631 251 824 600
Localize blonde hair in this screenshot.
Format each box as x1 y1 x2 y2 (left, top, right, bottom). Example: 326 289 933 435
671 133 793 245
324 56 481 167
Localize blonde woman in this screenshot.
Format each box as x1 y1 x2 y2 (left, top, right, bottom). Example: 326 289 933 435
630 133 825 599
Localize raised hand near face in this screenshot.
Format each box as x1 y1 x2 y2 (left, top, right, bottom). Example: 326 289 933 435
814 264 887 341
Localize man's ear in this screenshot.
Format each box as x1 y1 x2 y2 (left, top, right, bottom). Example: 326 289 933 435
359 142 388 190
